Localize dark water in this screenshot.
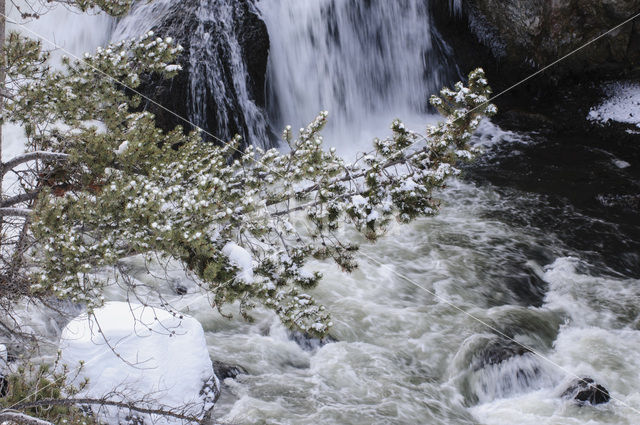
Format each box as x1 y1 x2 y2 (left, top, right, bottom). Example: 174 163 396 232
466 122 640 278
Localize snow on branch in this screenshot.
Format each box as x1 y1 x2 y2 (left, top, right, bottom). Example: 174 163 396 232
1 151 69 176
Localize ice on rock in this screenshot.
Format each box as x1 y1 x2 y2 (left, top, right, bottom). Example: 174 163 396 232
59 302 219 424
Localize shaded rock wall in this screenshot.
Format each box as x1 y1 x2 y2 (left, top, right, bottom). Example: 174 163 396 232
466 0 640 81
132 0 272 147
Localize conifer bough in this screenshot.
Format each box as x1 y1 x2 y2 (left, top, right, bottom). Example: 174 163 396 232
1 19 496 338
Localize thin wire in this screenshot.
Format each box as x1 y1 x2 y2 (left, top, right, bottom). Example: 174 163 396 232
358 249 640 415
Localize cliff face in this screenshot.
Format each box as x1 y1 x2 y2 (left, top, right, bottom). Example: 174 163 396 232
466 0 640 80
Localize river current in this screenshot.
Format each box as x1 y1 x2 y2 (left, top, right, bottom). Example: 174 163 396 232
4 1 640 424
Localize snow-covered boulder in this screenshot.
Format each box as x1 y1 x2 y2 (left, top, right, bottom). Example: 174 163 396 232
59 302 219 424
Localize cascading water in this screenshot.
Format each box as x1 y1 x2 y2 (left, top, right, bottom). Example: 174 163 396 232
112 0 272 147
188 0 271 146
258 0 459 149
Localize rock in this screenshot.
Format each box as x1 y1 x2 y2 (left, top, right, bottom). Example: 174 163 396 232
112 0 272 148
174 284 188 296
464 0 640 82
472 338 531 370
59 302 219 425
0 343 7 398
562 377 611 405
213 360 247 380
289 331 337 352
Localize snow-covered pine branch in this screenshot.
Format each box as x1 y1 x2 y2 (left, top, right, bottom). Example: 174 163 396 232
0 0 495 341
27 60 495 338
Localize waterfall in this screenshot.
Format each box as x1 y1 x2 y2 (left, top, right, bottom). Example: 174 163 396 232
257 0 459 150
188 0 271 146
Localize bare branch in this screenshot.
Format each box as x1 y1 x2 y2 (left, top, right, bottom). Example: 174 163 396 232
0 191 39 208
13 398 204 422
0 208 32 217
1 151 69 176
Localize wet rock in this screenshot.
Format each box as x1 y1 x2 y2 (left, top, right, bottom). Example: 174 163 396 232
562 377 611 405
289 331 337 352
213 360 247 380
464 0 640 82
472 338 531 370
113 0 272 147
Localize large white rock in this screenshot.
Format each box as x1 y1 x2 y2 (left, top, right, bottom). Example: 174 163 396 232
59 302 219 424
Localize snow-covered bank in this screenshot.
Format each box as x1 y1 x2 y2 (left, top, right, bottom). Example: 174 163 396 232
587 82 640 130
59 302 218 424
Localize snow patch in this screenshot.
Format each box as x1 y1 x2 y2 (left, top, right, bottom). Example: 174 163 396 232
613 159 631 169
59 302 218 424
0 343 7 373
114 140 129 155
223 242 254 283
588 82 640 128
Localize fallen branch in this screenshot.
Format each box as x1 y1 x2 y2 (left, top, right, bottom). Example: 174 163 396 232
13 398 204 422
0 410 54 425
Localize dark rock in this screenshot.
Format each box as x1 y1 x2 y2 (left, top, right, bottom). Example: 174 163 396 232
0 376 7 398
200 373 221 405
174 285 188 296
473 338 531 370
213 360 247 381
116 0 272 147
562 377 611 405
465 0 640 82
289 331 337 352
